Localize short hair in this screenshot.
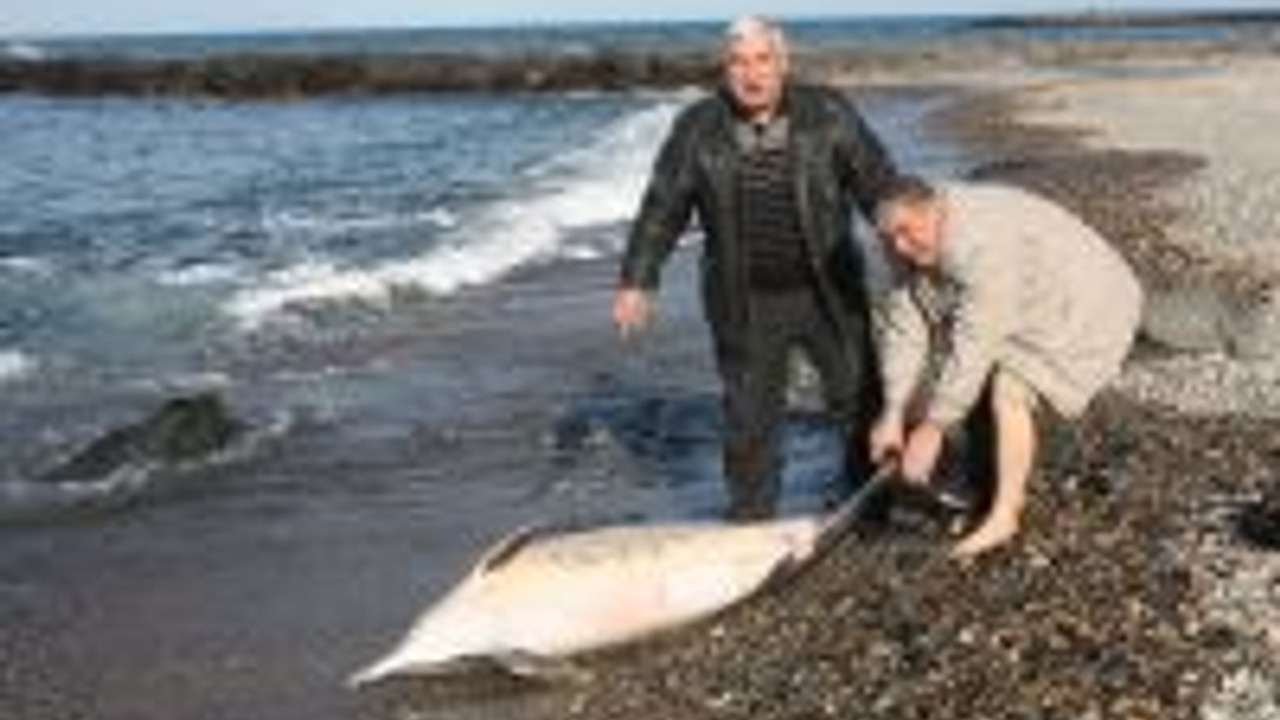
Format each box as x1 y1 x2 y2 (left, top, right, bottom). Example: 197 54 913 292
875 175 939 226
722 15 789 58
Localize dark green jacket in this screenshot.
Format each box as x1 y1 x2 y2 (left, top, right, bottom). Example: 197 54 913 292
619 82 897 361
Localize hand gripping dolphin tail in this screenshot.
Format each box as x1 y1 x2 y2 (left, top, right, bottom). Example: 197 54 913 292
348 463 899 689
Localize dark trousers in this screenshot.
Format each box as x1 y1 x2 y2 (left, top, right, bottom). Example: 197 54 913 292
716 286 878 521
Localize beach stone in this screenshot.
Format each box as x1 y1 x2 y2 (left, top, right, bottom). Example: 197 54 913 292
1225 287 1280 360
1140 283 1236 354
1236 483 1280 551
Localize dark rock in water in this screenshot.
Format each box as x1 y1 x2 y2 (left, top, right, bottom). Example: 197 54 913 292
1236 489 1280 550
39 393 245 482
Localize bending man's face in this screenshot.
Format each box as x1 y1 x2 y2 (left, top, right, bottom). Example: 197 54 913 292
724 33 786 119
878 202 943 270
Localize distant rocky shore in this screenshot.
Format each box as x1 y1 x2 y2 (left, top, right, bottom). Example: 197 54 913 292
0 51 717 98
2 10 1279 99
969 9 1280 30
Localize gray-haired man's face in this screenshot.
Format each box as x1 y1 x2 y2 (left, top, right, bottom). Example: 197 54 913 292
878 201 944 270
723 32 787 120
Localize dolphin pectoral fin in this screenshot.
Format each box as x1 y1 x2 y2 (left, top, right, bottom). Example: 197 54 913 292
348 652 587 690
488 650 591 684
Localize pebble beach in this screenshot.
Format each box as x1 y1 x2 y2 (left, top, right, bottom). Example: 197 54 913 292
364 36 1280 720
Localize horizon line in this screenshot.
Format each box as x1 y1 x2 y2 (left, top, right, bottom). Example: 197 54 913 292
7 5 1276 42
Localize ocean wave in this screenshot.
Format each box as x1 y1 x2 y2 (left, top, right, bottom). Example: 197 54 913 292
157 261 245 287
263 205 459 238
0 349 37 384
224 102 678 329
128 371 235 394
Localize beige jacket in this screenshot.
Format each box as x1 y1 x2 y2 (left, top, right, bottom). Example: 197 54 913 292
876 182 1143 426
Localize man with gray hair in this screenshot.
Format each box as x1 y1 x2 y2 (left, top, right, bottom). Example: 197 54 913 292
615 16 898 520
870 176 1142 558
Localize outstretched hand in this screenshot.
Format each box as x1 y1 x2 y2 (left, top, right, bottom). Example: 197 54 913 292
613 288 652 341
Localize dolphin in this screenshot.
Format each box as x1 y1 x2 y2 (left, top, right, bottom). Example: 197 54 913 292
349 468 893 688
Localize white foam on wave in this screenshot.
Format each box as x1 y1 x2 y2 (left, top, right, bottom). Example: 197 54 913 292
0 465 153 524
0 349 37 384
0 255 54 277
157 261 245 287
223 102 679 330
264 205 459 238
3 42 46 61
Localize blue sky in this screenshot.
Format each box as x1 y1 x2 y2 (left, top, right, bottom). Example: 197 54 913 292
3 0 1278 38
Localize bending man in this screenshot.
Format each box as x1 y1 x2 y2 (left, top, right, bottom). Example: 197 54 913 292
615 16 897 520
870 176 1142 558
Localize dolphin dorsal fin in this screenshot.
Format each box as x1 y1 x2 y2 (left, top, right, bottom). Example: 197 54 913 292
476 525 545 574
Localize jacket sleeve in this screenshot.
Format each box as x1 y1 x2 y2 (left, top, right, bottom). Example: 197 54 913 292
875 279 930 423
925 242 1017 427
832 93 898 220
618 108 699 291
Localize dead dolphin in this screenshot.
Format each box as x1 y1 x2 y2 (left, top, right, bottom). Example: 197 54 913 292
349 470 891 687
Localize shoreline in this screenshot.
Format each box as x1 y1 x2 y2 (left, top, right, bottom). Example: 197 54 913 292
369 51 1280 720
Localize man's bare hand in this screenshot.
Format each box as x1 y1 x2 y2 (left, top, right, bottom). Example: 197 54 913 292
901 421 944 485
869 415 905 467
613 288 653 340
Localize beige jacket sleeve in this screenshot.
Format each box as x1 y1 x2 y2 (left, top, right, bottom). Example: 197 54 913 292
924 234 1017 427
875 279 930 423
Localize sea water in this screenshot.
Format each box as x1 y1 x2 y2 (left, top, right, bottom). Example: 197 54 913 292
0 73 962 522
